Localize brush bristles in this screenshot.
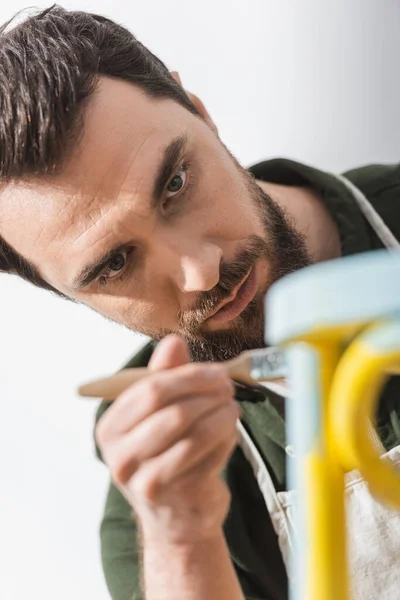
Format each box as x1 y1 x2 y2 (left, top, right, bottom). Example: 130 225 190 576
249 348 287 381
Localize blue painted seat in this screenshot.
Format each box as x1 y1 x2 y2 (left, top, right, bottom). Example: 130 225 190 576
265 249 400 345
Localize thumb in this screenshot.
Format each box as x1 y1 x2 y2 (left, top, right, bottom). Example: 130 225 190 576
148 334 190 372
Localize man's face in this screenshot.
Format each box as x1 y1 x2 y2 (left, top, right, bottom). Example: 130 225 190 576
0 77 310 361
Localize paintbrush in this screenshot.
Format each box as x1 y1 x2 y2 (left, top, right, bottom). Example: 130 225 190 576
78 347 286 401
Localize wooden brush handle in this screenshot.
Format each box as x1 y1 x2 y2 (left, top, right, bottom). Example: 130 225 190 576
78 367 150 400
78 351 261 400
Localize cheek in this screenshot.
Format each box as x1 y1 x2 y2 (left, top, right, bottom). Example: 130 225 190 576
205 194 262 242
80 284 179 333
198 167 262 239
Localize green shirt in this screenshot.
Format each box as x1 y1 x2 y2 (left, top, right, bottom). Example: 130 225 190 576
94 158 400 600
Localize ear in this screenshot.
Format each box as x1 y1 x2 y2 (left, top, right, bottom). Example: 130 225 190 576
170 71 219 136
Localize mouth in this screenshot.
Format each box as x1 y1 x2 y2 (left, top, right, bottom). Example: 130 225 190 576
206 266 258 325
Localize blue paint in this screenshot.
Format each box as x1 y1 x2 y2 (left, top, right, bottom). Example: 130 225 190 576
265 250 400 345
286 344 322 600
361 319 400 352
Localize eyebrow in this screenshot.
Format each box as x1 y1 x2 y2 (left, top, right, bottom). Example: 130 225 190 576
71 134 188 290
151 133 188 207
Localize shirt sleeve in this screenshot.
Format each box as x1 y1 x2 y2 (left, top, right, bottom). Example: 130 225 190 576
100 480 144 600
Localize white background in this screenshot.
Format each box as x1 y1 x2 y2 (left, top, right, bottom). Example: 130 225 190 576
0 1 399 598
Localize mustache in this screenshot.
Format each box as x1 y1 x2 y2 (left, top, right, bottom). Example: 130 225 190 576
178 235 268 334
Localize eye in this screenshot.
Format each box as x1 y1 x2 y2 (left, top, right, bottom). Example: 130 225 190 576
98 249 130 286
107 253 126 274
166 165 188 198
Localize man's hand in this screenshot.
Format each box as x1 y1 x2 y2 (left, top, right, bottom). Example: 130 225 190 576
95 335 240 546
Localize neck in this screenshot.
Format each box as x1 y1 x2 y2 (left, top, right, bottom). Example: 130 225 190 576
257 180 341 263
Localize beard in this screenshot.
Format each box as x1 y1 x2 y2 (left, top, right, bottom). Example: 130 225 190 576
152 165 312 363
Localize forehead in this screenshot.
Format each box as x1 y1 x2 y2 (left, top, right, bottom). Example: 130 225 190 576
73 77 190 185
0 77 195 288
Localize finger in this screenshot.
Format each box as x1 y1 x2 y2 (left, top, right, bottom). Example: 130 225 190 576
148 335 190 372
117 401 239 487
132 403 240 498
99 362 234 435
110 392 235 482
162 405 240 485
172 400 240 481
178 432 238 484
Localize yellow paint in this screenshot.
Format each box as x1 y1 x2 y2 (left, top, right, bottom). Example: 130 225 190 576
329 334 400 510
287 322 363 345
290 320 400 599
304 454 348 599
301 342 350 600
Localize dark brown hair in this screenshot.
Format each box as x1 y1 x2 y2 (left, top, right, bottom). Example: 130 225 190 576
0 5 198 297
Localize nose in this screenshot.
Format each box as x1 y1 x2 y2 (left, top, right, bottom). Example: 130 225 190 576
175 242 223 293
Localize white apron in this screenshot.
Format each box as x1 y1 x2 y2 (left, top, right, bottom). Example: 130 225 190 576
236 175 400 600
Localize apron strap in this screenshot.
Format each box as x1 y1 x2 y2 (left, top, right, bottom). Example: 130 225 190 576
236 419 294 555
